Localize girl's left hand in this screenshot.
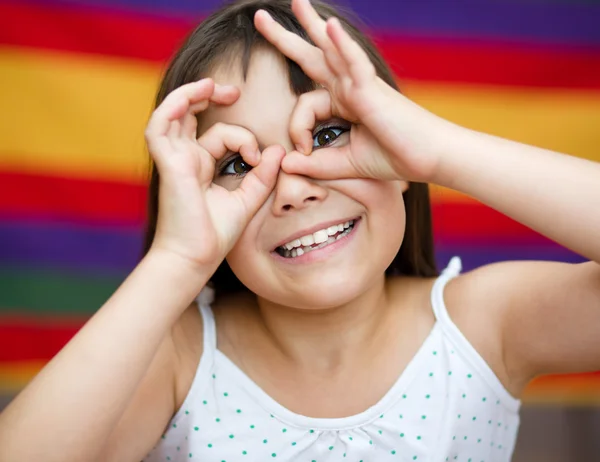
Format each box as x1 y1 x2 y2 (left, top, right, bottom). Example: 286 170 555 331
254 0 453 184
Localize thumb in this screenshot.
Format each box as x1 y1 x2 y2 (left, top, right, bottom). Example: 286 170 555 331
233 144 285 217
281 147 361 180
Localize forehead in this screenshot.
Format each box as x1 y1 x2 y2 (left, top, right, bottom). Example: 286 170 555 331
198 48 299 143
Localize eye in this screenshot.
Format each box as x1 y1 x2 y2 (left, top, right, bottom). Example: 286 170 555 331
312 126 348 149
219 155 252 177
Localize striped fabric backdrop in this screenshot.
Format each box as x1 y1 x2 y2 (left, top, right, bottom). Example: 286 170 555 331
1 0 599 404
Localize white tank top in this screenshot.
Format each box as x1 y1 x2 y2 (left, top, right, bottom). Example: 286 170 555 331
144 257 520 462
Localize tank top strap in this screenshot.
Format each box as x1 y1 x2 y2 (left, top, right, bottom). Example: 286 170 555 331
430 256 462 322
196 286 217 354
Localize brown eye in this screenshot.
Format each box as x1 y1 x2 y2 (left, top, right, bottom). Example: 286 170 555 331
232 158 249 174
313 127 346 148
220 155 252 177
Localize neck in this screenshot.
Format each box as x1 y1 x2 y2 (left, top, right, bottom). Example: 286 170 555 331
254 275 395 373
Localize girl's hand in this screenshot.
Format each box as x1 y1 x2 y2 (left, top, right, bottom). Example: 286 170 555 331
254 0 451 183
146 78 284 269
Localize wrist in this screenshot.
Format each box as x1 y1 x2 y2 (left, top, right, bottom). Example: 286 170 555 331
143 247 219 295
366 79 462 184
432 124 485 190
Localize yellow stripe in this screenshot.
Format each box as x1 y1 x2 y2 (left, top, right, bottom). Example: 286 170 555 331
523 375 600 406
0 361 45 393
430 186 470 204
1 46 599 183
403 81 600 164
0 47 160 182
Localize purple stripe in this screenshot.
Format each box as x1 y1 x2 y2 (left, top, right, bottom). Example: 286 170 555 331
0 219 587 277
0 220 142 274
14 0 600 45
436 244 586 273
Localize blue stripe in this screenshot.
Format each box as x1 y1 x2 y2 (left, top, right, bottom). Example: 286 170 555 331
0 219 586 276
14 0 600 45
437 244 586 273
0 220 141 275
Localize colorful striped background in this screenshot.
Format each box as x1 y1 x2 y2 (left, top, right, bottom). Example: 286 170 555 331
1 0 599 404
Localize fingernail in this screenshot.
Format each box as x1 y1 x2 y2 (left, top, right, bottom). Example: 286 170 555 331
256 9 270 21
294 144 305 155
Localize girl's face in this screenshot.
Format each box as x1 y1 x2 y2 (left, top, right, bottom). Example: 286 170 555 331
199 48 407 309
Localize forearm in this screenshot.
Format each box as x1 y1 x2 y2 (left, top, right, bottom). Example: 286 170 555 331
0 250 212 461
435 127 600 263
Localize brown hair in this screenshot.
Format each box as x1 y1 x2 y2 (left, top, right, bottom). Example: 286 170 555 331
143 0 438 296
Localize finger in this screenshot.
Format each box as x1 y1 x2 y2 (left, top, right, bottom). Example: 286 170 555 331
146 80 218 171
281 148 360 180
147 79 215 138
233 145 285 217
291 0 348 76
327 17 376 86
180 102 207 139
167 119 182 139
180 84 240 139
254 9 333 84
146 79 215 159
289 89 332 155
210 84 241 106
197 123 260 164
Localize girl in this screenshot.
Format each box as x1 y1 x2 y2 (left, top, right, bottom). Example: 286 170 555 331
1 0 599 461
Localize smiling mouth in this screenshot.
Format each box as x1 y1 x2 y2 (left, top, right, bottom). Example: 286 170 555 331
275 219 356 258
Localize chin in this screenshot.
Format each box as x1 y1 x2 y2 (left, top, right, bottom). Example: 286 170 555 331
234 258 387 310
280 282 371 310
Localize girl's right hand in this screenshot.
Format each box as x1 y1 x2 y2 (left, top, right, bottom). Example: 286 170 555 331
145 78 284 270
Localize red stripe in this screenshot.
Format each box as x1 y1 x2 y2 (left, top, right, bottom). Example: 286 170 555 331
529 371 600 384
0 319 83 362
0 1 193 62
0 171 548 243
0 171 147 225
2 321 600 396
377 35 600 89
431 201 548 244
1 2 599 88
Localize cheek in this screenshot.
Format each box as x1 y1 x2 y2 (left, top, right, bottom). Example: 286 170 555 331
343 178 407 230
223 209 274 295
359 180 407 266
222 179 408 306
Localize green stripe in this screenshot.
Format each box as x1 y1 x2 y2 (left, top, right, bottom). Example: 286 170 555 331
0 266 123 315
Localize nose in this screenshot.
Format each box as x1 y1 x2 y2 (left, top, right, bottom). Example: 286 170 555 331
271 170 328 215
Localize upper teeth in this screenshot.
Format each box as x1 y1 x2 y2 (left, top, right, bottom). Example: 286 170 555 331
282 220 353 250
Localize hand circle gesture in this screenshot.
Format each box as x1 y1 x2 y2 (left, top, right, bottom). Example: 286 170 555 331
145 78 284 269
254 0 447 183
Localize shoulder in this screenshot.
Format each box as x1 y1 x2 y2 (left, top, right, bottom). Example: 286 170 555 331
444 259 600 396
171 301 204 411
169 291 257 409
386 270 509 389
386 275 438 341
442 263 521 394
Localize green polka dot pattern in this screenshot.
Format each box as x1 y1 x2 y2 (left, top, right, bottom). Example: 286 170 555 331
142 258 520 462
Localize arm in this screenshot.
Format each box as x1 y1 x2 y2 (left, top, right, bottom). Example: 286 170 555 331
451 260 600 389
435 127 600 264
429 117 600 381
255 0 600 380
0 252 209 462
256 0 600 263
99 323 181 462
0 79 282 461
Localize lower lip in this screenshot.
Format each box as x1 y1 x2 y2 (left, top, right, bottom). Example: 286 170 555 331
270 218 361 265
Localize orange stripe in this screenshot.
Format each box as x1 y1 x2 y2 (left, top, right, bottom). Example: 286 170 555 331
2 361 600 405
1 47 599 183
0 361 45 393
